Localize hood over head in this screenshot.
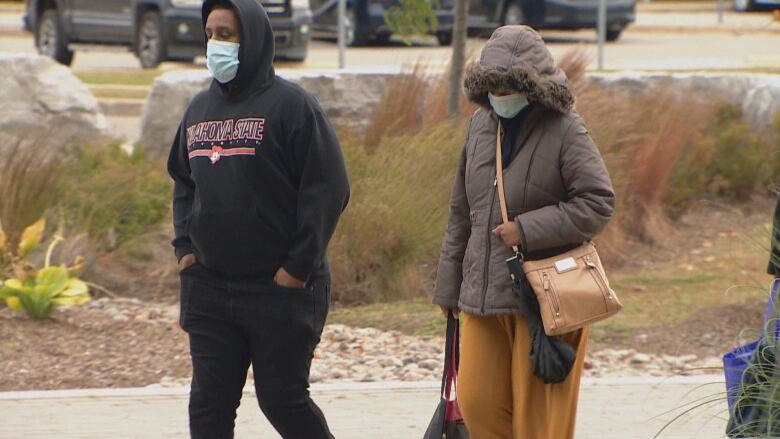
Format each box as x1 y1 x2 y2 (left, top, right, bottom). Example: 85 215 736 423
464 25 574 114
202 0 275 98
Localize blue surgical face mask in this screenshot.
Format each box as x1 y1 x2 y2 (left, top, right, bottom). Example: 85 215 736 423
206 40 240 84
488 93 529 119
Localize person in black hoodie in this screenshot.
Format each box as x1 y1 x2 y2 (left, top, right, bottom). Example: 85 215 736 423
166 1 349 437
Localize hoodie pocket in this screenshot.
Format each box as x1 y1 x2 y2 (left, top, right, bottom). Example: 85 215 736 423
188 207 291 275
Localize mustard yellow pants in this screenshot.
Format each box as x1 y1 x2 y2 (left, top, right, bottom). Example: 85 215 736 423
458 313 589 439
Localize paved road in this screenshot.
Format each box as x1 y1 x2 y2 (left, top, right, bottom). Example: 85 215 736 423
0 376 731 439
1 6 779 72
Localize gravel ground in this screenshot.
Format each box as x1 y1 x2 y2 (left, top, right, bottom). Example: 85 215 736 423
0 297 728 391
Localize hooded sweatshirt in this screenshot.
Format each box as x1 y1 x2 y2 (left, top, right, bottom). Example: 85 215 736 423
167 0 350 281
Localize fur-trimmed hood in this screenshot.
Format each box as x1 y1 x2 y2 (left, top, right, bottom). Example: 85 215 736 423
464 26 574 114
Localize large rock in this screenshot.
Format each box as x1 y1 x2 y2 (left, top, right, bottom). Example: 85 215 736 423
588 72 780 133
140 69 780 159
0 55 110 152
138 69 397 159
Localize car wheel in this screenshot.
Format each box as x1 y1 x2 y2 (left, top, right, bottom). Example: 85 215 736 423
436 31 453 46
374 32 392 45
605 25 624 42
137 11 167 69
504 2 525 25
36 9 74 66
345 8 368 46
733 0 754 12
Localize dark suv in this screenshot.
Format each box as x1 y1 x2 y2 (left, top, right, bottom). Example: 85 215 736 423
23 0 312 68
309 0 455 46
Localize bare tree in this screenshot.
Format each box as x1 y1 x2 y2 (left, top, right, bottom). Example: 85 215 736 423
447 0 469 118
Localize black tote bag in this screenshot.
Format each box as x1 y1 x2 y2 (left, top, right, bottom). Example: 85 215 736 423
423 312 469 439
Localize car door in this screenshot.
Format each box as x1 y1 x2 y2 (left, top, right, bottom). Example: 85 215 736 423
310 0 337 33
468 0 504 27
70 0 133 42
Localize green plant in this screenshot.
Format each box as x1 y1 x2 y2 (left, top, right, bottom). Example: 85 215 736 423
56 144 170 250
0 264 90 320
384 0 439 44
0 221 90 319
726 335 780 437
668 104 775 206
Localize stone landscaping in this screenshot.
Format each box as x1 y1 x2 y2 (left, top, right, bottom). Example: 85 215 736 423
58 297 725 389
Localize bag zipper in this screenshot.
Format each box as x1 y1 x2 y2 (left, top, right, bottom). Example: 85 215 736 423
542 271 561 317
585 255 612 310
480 177 498 314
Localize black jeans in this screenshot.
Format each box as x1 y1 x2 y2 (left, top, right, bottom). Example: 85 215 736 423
178 262 333 439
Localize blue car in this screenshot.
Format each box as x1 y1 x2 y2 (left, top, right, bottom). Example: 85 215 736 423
468 0 636 41
309 0 455 46
734 0 780 11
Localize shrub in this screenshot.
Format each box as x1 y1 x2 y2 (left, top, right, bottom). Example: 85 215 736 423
0 137 62 258
668 104 775 206
329 53 780 303
55 144 170 251
331 123 463 303
0 220 91 319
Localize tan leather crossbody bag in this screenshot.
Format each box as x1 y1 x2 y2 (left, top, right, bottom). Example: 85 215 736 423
496 123 622 336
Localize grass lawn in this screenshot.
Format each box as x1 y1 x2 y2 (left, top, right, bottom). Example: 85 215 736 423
330 220 773 349
89 86 149 100
76 70 163 88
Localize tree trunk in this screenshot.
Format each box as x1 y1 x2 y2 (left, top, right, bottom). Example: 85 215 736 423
447 0 469 119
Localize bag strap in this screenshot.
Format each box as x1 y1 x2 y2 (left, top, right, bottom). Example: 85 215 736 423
496 122 520 255
440 312 458 398
444 317 459 401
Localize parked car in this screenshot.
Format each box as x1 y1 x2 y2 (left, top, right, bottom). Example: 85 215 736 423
733 0 780 12
23 0 312 69
468 0 636 41
309 0 455 46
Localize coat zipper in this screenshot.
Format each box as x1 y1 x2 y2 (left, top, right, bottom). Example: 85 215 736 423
522 139 541 208
480 177 498 314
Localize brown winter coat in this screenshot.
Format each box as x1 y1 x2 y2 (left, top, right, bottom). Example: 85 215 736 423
432 26 616 315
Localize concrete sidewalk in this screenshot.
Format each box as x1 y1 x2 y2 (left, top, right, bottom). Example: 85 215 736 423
0 376 730 439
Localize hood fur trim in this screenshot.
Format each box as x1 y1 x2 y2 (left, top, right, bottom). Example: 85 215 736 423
463 26 574 114
464 62 574 114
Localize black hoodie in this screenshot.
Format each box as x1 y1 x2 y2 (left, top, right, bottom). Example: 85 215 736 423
167 0 350 281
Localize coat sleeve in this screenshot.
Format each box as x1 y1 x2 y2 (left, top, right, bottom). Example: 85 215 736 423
432 118 473 308
166 120 195 262
515 115 615 253
769 194 780 276
283 104 351 283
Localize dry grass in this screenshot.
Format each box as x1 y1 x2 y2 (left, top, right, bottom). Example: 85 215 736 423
0 136 62 256
330 49 779 302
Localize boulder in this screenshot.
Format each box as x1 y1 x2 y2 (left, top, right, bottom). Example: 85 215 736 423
0 55 110 154
588 72 780 133
138 69 397 159
140 69 780 160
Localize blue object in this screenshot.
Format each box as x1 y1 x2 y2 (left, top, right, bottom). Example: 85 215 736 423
723 279 780 410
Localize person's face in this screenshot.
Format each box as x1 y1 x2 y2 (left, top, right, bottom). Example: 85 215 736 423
490 90 514 97
205 7 241 44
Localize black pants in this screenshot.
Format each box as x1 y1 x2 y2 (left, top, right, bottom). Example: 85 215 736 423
178 262 333 439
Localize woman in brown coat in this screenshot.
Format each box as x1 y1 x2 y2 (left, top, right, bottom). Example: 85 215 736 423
433 26 615 439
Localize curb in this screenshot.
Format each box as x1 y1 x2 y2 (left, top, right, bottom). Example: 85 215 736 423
0 375 724 401
98 98 145 117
